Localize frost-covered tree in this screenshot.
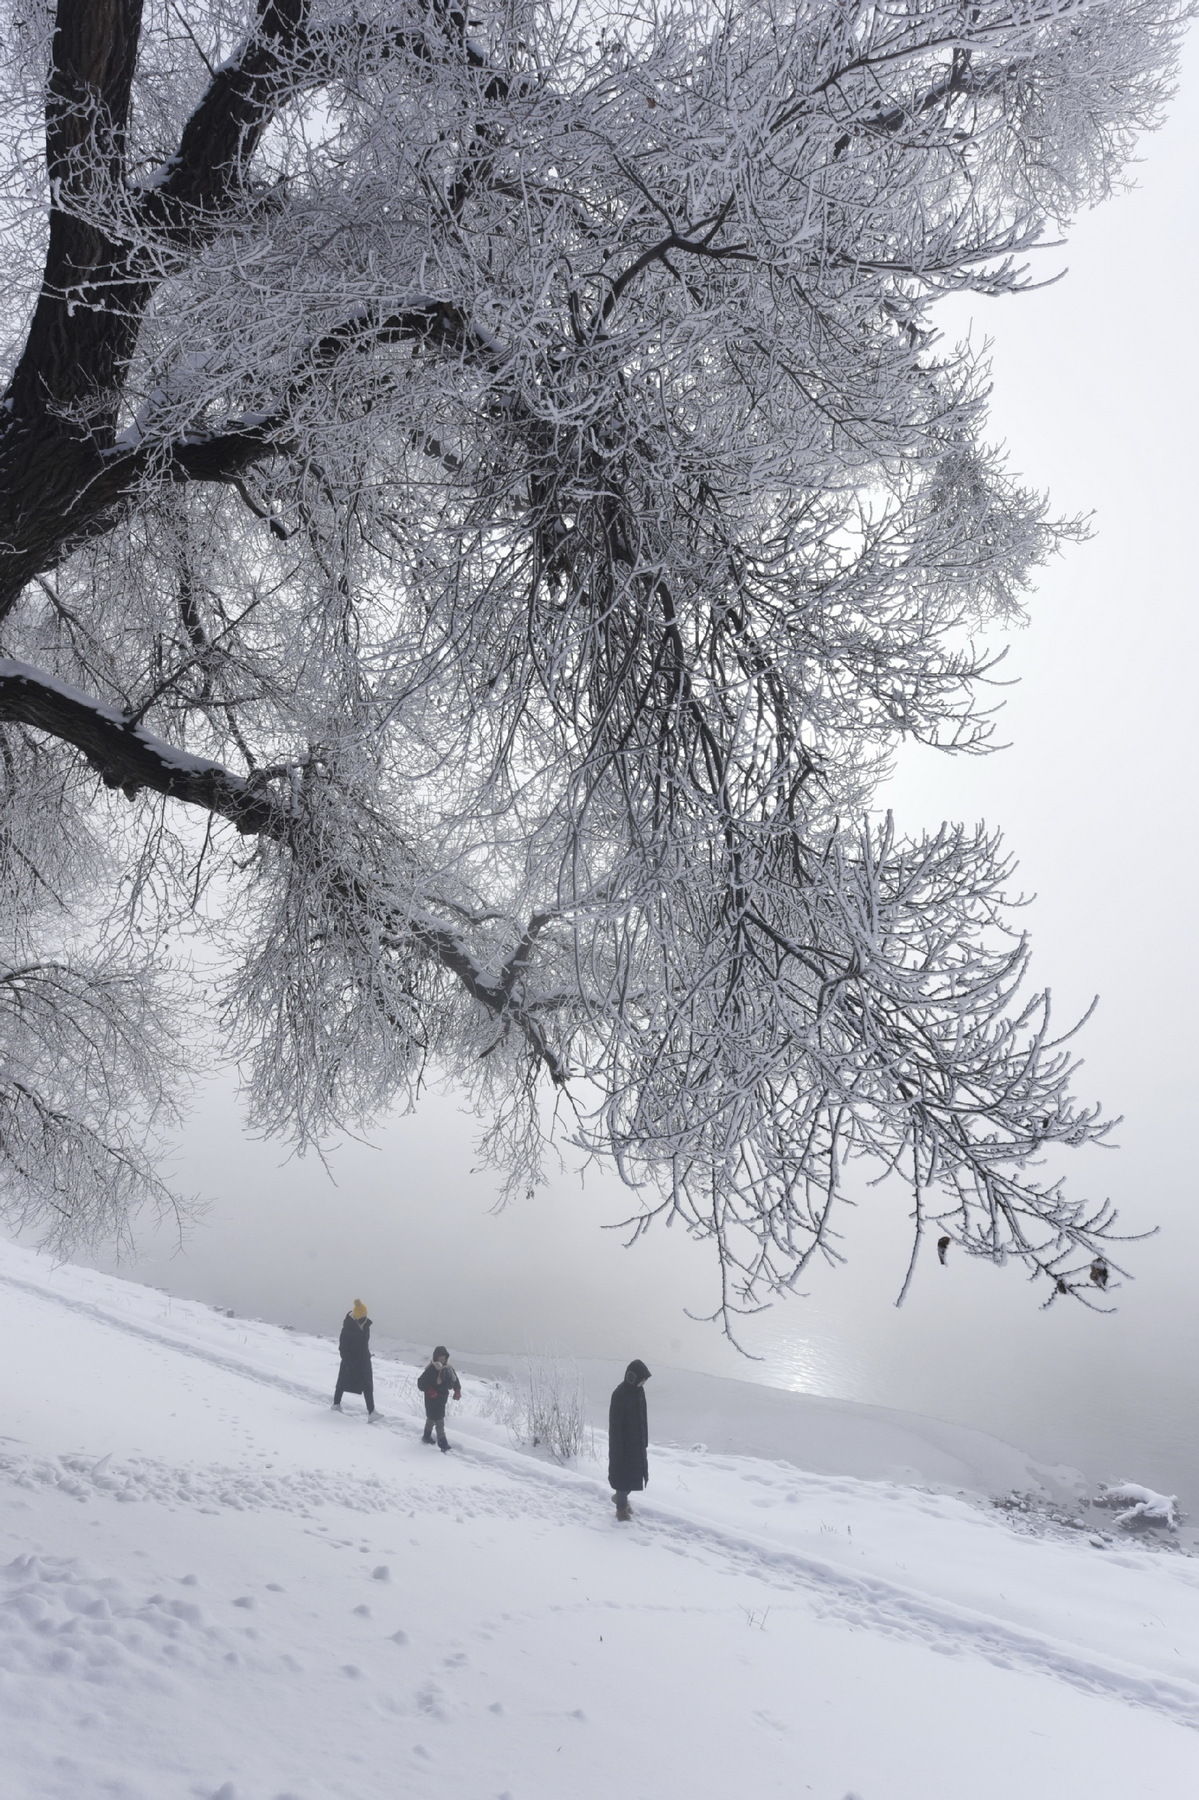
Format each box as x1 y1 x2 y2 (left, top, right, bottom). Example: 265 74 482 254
0 1 1189 1308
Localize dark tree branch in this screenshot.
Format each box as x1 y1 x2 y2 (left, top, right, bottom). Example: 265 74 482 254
0 2 316 618
0 295 494 619
5 0 146 422
0 0 521 622
0 657 278 830
829 51 990 158
0 659 569 1083
135 0 310 243
595 207 749 333
159 296 498 477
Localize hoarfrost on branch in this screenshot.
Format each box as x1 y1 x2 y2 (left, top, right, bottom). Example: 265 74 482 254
0 1 1190 1316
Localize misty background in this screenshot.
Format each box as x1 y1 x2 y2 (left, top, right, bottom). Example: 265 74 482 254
62 43 1199 1503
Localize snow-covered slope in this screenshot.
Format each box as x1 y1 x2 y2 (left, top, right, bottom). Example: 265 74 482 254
2 1239 1197 1800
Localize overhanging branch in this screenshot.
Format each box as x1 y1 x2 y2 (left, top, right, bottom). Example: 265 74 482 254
0 658 568 1083
0 658 277 830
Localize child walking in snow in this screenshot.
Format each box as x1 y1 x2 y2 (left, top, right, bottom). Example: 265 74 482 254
417 1347 461 1451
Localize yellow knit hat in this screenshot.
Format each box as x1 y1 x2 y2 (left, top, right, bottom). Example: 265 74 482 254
351 1299 368 1320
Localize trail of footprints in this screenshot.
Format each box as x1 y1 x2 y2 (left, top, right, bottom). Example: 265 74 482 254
0 1442 543 1527
6 1412 1199 1793
1 1549 560 1800
7 1436 1199 1741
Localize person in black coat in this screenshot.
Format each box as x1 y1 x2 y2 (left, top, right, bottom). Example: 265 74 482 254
417 1346 461 1451
608 1359 651 1520
332 1300 379 1420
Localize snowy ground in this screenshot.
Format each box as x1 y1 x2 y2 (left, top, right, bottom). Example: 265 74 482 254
2 1240 1198 1800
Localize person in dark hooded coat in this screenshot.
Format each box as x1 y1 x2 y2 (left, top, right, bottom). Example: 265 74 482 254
608 1359 651 1520
416 1346 461 1451
332 1299 379 1420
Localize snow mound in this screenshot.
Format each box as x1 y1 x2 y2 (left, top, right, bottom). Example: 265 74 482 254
1097 1482 1182 1530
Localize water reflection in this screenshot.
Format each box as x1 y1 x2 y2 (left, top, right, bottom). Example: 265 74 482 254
742 1324 862 1404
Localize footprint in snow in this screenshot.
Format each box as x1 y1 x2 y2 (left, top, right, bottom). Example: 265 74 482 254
416 1681 447 1718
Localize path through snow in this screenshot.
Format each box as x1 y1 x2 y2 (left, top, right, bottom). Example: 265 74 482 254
2 1241 1197 1800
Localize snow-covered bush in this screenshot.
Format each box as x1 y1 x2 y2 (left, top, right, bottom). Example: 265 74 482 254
1093 1483 1180 1530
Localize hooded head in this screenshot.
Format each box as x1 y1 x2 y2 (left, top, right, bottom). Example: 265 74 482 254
624 1359 651 1386
351 1299 369 1321
432 1346 449 1365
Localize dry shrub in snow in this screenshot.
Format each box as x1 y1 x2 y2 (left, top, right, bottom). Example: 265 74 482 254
496 1356 589 1463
